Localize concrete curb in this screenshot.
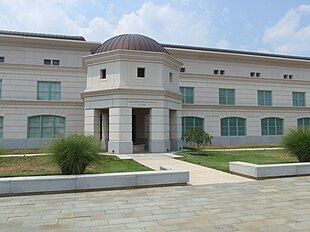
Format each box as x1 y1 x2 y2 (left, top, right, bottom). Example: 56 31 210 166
0 170 189 196
229 161 310 179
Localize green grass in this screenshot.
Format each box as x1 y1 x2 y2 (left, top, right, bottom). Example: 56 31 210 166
179 149 298 172
0 155 151 177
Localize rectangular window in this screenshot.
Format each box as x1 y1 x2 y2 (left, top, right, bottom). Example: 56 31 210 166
258 90 272 106
0 79 2 99
250 72 255 77
293 92 305 107
100 69 106 79
256 72 261 77
283 74 288 79
137 67 145 78
52 60 60 66
37 81 61 100
214 70 219 75
169 72 173 82
289 75 293 79
180 67 185 72
220 70 225 75
44 59 51 65
261 117 283 136
219 89 235 105
28 115 65 138
180 87 194 104
0 57 4 63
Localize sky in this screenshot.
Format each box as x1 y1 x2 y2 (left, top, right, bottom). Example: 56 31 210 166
0 0 309 56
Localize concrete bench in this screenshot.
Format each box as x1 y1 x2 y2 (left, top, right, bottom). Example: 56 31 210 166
229 161 310 179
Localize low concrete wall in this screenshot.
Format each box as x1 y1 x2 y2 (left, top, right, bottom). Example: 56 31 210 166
0 170 189 196
229 162 310 179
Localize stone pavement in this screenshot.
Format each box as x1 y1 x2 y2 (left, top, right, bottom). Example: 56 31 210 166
0 176 309 231
126 153 251 185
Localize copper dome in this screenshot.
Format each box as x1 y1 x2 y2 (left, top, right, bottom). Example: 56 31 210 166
93 34 169 54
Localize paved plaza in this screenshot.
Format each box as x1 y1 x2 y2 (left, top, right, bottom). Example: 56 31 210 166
0 176 309 231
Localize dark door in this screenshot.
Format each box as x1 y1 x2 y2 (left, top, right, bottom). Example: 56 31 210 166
132 115 136 144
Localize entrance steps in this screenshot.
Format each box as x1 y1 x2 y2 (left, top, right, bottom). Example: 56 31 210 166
133 144 146 153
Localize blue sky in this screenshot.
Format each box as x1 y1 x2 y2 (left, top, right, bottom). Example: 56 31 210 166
0 0 309 56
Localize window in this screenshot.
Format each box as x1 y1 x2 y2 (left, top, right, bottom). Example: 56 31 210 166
298 118 310 129
0 79 2 99
37 81 61 100
52 60 60 66
219 89 235 105
258 90 272 106
169 72 173 82
0 57 4 63
180 87 194 104
289 75 293 79
214 70 219 75
100 69 106 79
44 59 51 65
221 117 246 136
293 92 305 107
28 115 65 138
261 117 283 136
283 74 288 79
182 117 204 135
0 116 3 139
180 67 185 72
250 72 255 77
220 70 225 75
256 72 261 77
137 67 145 78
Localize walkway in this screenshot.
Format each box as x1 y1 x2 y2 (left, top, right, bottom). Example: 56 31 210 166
0 176 309 231
122 153 251 185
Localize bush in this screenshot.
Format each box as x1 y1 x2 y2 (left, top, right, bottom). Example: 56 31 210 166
282 128 310 162
183 128 213 152
49 134 101 174
0 147 4 156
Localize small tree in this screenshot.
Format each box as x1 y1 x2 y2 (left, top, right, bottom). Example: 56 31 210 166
183 128 213 152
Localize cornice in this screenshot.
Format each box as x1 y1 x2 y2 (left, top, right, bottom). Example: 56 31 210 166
0 99 83 106
82 49 183 70
183 104 310 111
81 88 183 100
180 73 310 85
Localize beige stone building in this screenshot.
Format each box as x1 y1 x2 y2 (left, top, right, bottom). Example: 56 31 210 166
0 31 309 153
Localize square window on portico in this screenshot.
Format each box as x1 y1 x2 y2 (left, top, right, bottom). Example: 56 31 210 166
100 69 106 79
137 67 145 78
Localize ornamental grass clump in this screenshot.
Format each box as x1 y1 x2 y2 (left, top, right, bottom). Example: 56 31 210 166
282 128 310 162
49 134 101 175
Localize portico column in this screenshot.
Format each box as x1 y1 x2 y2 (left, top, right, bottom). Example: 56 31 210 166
149 108 170 153
108 107 133 154
170 110 183 151
101 111 109 149
84 109 100 139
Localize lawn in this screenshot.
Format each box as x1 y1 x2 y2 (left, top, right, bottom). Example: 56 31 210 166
0 155 151 177
179 149 298 172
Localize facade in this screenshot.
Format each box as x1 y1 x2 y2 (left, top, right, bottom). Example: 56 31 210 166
0 30 309 153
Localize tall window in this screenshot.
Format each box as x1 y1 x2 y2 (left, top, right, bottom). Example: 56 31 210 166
28 115 65 138
292 92 305 107
137 67 145 78
0 116 3 139
261 117 283 136
182 117 204 135
219 89 235 105
180 87 194 104
0 79 2 99
37 81 61 100
100 69 106 79
258 90 272 106
221 117 246 136
298 118 310 129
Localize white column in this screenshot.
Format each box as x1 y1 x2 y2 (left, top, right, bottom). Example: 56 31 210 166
149 108 170 153
84 109 100 139
170 110 183 151
108 107 133 154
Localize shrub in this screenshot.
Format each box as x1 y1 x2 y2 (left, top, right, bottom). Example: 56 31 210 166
282 128 310 162
49 134 101 174
0 147 4 156
183 128 213 152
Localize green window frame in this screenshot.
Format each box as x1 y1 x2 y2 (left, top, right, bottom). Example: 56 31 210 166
293 92 305 107
180 87 194 104
182 117 204 136
0 79 2 99
28 115 65 138
297 118 310 129
219 89 235 105
0 116 3 139
258 90 272 106
261 117 283 136
221 117 246 136
37 81 61 100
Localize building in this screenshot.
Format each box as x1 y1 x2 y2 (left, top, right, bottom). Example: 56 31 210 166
0 30 309 153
